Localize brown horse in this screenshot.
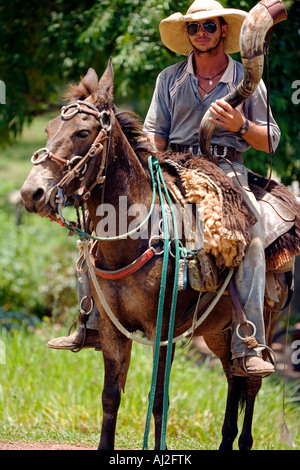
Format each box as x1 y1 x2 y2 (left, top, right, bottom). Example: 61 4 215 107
20 1 297 450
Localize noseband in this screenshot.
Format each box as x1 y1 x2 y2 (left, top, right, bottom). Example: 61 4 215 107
31 100 114 213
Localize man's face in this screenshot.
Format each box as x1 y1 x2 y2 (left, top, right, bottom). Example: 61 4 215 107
186 17 228 54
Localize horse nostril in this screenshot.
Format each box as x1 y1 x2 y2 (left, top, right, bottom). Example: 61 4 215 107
33 188 45 202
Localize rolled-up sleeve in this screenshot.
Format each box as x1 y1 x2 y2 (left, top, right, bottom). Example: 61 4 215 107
143 72 171 140
244 79 281 152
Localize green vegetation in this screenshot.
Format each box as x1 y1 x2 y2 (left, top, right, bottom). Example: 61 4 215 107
0 113 78 326
1 0 300 183
0 327 299 450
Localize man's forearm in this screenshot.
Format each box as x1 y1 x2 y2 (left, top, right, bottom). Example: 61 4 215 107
242 121 273 153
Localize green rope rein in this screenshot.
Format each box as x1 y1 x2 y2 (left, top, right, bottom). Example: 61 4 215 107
142 157 180 450
57 155 182 450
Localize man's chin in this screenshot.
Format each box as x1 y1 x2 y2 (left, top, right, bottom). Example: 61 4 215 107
190 36 223 55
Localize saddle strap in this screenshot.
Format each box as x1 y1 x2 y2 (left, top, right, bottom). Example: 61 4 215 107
90 242 156 279
227 277 258 349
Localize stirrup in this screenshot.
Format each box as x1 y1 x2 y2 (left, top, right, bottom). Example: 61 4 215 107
68 296 94 353
67 321 87 353
240 345 277 378
233 321 277 377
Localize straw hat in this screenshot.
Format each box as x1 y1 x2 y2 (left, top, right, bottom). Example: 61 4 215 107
159 0 248 55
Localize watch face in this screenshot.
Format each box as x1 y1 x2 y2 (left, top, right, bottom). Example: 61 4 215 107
239 119 249 135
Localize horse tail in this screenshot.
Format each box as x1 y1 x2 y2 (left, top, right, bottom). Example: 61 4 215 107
199 0 287 156
236 377 247 412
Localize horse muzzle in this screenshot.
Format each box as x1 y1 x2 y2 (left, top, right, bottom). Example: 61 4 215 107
20 179 59 217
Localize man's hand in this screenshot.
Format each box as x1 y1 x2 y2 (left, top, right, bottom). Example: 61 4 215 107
208 98 245 132
208 98 272 152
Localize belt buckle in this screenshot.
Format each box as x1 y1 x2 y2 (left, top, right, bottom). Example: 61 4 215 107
211 145 227 158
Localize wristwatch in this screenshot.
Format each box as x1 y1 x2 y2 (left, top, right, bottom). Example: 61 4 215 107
238 118 249 136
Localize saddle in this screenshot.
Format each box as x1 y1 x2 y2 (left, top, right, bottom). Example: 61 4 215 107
160 153 300 294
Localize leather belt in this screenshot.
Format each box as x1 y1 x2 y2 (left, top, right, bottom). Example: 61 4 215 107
170 144 243 163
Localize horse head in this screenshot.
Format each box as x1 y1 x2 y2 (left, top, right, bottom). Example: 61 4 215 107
20 60 114 218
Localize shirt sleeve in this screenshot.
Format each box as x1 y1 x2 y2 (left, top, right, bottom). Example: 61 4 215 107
243 79 281 152
143 71 171 141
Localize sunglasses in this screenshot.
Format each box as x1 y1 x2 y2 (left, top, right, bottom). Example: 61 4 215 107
186 21 218 36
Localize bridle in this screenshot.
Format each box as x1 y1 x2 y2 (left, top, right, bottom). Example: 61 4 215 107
31 100 114 221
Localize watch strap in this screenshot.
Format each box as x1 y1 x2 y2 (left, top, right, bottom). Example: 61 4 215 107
238 118 249 136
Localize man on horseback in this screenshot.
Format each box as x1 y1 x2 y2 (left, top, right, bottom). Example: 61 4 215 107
47 0 280 377
143 0 280 376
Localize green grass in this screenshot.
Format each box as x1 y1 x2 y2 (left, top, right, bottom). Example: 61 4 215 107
0 114 299 450
0 326 299 450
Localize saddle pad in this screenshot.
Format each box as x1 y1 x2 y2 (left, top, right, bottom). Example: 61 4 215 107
166 164 252 269
248 171 300 271
257 190 296 249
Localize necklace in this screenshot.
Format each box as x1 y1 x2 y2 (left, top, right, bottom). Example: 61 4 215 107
195 64 227 86
198 82 210 98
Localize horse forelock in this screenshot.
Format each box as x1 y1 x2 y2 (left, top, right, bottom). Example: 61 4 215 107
64 68 99 102
63 72 153 171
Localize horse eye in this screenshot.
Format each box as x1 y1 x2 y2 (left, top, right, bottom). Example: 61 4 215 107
76 130 90 139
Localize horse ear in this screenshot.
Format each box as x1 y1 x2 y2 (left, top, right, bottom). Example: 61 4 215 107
65 68 99 101
83 68 99 92
94 57 114 107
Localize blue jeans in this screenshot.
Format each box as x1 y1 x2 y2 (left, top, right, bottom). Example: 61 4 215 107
218 162 266 358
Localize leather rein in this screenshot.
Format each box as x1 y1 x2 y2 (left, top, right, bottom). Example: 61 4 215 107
31 100 114 213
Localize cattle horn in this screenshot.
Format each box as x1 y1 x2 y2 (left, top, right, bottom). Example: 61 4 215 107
198 0 287 158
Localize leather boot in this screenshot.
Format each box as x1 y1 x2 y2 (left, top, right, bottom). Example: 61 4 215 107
47 327 101 351
232 355 275 377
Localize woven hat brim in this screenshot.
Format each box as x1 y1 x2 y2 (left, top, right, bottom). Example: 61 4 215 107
159 9 247 55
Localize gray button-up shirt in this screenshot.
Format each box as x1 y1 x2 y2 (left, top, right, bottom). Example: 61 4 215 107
143 52 280 153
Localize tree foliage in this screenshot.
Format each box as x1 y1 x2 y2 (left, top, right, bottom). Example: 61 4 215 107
0 0 299 183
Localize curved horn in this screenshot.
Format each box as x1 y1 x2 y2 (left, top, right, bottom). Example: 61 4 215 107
198 0 287 158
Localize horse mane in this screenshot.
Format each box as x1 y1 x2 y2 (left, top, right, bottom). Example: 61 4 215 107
64 79 97 102
113 106 153 160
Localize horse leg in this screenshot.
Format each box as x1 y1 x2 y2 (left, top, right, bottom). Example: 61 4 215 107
234 267 293 451
203 330 241 449
238 377 262 450
98 330 132 450
203 329 254 450
152 344 175 450
218 375 248 450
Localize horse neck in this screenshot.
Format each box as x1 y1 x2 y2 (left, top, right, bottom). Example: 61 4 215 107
87 120 152 266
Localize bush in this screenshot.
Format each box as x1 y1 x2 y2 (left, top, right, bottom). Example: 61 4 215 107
0 193 78 326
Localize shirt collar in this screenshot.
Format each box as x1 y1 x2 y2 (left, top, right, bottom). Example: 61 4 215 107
187 52 234 84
